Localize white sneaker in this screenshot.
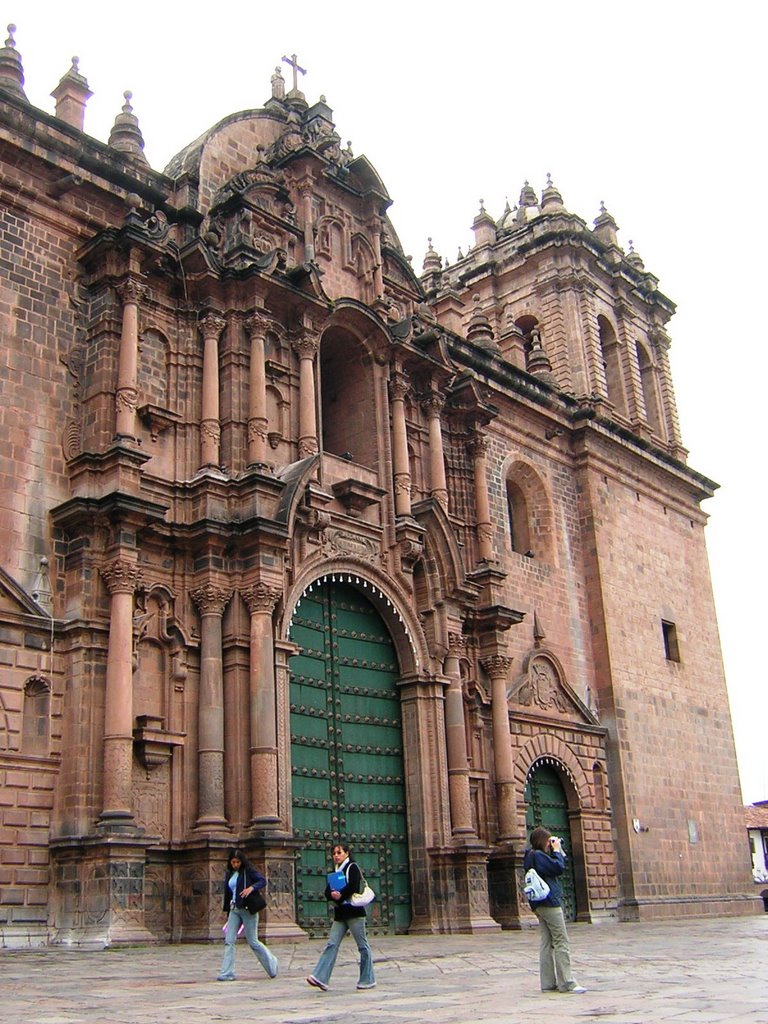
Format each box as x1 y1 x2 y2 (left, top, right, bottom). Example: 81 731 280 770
567 985 587 994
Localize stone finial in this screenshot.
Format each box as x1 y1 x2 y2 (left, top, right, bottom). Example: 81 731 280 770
466 294 497 352
626 239 645 270
518 180 538 208
422 237 443 274
472 198 497 247
0 24 27 100
31 556 53 614
526 326 556 384
540 172 565 211
593 199 620 247
516 180 540 224
108 90 149 165
51 56 92 132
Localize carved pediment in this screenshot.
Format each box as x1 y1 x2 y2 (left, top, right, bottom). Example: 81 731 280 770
0 566 51 624
510 650 598 725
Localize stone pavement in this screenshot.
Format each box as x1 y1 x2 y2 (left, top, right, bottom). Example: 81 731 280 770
1 915 767 1024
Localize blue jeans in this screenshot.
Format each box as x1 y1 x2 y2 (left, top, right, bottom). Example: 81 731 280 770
218 907 278 980
312 916 375 987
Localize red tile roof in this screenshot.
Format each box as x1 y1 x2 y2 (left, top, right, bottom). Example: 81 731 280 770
745 802 768 829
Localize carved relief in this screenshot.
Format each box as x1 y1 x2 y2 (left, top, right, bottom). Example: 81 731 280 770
515 654 570 713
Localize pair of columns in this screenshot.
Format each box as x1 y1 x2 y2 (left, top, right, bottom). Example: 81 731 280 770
98 560 281 833
390 372 494 561
443 635 516 842
113 286 295 471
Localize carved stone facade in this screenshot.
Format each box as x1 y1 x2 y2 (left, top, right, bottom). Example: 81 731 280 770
0 37 757 946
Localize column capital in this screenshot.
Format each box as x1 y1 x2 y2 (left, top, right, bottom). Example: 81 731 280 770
116 277 147 305
468 431 490 457
421 392 445 416
244 311 271 340
389 370 411 402
241 582 282 615
481 654 512 681
292 333 320 360
448 632 468 656
199 311 227 342
100 558 142 594
191 582 232 616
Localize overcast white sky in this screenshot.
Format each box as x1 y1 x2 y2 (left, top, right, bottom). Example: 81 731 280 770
11 1 767 803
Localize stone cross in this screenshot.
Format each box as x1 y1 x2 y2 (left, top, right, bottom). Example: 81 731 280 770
282 53 306 93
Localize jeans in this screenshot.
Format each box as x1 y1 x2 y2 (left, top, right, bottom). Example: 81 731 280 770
218 907 278 980
533 905 579 991
311 916 375 987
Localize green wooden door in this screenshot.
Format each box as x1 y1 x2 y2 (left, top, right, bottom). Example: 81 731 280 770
289 580 411 935
524 763 577 921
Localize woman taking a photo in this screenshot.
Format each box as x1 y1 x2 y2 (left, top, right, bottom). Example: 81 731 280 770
217 848 278 982
523 826 586 994
306 841 376 991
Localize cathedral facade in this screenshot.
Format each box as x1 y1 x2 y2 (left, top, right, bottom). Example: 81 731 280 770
0 31 756 947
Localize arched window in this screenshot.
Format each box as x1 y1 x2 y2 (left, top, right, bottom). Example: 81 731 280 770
597 315 627 416
506 479 531 555
504 460 554 562
22 677 50 756
319 327 377 470
636 341 664 438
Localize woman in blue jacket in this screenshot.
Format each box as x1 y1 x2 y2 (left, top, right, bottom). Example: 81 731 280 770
217 848 278 982
523 827 586 993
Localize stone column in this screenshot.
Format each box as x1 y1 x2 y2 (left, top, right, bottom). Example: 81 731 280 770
191 582 232 831
390 370 412 517
482 655 515 841
199 312 226 470
300 184 315 262
653 332 685 454
469 431 494 562
423 393 448 510
115 278 146 442
99 558 142 830
293 333 319 458
444 633 476 838
371 221 384 297
245 313 270 470
241 582 282 828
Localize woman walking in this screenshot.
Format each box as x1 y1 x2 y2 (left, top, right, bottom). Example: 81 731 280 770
217 848 278 982
306 841 375 991
523 826 586 994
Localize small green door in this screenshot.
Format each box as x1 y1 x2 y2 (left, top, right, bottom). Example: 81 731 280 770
524 763 577 921
289 580 411 935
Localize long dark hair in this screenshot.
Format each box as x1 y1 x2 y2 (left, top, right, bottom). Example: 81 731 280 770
226 848 252 873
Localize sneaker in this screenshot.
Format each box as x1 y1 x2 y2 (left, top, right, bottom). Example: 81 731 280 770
566 985 587 994
306 975 329 991
356 981 376 990
217 975 236 982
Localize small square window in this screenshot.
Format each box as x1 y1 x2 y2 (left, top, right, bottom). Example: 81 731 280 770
661 620 680 662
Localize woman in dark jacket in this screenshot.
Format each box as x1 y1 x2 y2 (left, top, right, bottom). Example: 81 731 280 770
306 841 375 991
523 826 586 993
217 848 278 982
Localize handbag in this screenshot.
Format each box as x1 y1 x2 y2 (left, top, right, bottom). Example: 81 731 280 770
244 888 267 914
350 882 375 906
523 867 550 902
348 865 375 907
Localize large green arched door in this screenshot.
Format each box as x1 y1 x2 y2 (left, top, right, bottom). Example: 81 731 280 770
289 580 411 935
524 762 577 921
